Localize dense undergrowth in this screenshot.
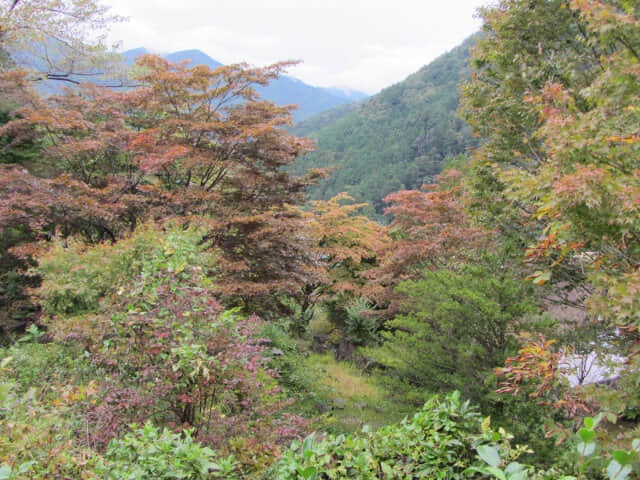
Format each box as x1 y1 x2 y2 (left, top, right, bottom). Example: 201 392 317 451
1 222 638 479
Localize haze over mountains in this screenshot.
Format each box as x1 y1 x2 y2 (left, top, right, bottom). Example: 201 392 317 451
123 48 368 121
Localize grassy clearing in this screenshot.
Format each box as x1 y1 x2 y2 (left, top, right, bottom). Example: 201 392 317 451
311 353 381 400
305 353 406 433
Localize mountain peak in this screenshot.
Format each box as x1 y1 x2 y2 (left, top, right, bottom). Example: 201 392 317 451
164 49 223 69
120 47 368 121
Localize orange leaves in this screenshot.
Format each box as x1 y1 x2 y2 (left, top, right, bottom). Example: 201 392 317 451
0 163 143 247
52 381 99 408
552 165 608 201
607 134 639 144
0 50 327 316
589 269 640 332
496 337 591 416
570 0 636 29
496 338 560 397
132 141 192 174
361 171 490 314
123 55 314 203
541 82 572 105
310 192 386 265
204 205 324 308
305 193 388 300
379 172 487 273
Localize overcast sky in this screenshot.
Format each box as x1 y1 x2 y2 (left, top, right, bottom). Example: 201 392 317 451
101 0 488 95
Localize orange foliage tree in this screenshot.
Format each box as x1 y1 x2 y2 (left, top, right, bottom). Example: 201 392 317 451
0 54 325 317
365 170 487 315
289 193 390 335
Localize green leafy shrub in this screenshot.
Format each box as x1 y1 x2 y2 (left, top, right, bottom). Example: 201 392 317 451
260 322 321 404
31 222 308 475
35 221 211 316
0 326 104 394
98 421 238 480
468 415 640 480
55 262 306 475
0 357 102 480
269 391 481 479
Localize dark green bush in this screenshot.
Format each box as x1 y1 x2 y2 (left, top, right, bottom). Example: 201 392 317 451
269 391 481 479
99 422 238 480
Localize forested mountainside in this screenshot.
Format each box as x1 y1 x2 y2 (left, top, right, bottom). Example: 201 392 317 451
290 35 478 214
124 48 368 121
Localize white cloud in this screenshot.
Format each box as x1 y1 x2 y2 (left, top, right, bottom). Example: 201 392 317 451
101 0 486 94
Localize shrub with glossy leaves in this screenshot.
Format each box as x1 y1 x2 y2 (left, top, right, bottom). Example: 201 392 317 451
99 421 239 480
269 391 481 479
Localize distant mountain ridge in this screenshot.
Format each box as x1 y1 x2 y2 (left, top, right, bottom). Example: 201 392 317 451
289 35 479 215
123 48 367 121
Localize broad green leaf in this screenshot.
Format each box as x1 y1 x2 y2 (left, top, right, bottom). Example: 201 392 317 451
505 462 525 475
298 466 318 480
607 460 632 480
485 466 508 480
509 471 527 480
612 450 631 465
583 417 594 429
381 462 394 476
464 466 491 475
604 412 618 424
478 445 501 467
302 435 315 457
578 428 595 443
607 461 621 479
593 413 603 428
577 441 596 457
0 465 12 480
465 466 506 480
17 462 35 474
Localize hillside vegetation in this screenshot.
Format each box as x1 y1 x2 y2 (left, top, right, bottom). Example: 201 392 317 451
290 36 478 213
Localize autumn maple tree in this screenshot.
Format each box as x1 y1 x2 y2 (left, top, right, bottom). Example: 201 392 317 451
280 193 388 336
365 169 487 315
0 51 327 319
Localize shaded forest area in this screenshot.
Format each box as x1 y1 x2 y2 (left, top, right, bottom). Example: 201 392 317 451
1 0 640 479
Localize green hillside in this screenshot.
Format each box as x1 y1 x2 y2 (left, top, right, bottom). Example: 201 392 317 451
291 35 478 214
